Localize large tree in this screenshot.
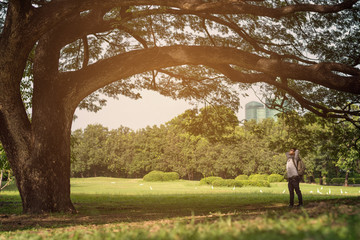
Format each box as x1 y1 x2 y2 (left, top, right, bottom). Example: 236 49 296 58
0 0 359 213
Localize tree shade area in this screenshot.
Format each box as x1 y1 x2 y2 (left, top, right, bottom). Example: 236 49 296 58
70 108 360 184
0 0 359 213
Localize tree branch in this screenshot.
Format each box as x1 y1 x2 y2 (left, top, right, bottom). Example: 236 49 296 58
212 64 360 122
31 0 360 42
201 18 216 47
172 0 359 17
60 46 360 109
116 7 317 64
82 36 89 68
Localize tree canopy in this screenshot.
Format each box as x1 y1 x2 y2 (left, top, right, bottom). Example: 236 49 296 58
70 109 360 181
0 0 359 213
2 0 359 118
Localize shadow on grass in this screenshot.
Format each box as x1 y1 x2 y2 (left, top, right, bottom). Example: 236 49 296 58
1 191 360 232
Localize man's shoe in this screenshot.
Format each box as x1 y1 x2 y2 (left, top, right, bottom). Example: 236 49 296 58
297 204 303 207
288 205 294 208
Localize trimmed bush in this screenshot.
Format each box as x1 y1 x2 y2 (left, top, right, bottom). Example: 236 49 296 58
235 175 249 181
212 179 235 187
211 179 244 187
143 171 164 182
314 178 321 184
236 180 270 187
200 176 223 185
163 172 180 181
143 171 179 182
202 177 269 188
233 180 244 187
249 174 269 181
268 174 284 183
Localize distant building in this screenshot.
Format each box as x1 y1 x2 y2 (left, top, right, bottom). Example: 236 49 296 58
245 101 279 122
245 101 264 121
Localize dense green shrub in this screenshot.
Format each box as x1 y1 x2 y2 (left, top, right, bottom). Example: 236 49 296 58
212 179 245 187
350 173 360 178
143 171 179 182
235 175 249 181
268 174 284 183
314 178 321 184
303 175 308 183
249 174 269 181
237 180 270 187
201 174 272 187
330 178 360 184
163 172 180 181
143 171 164 181
233 180 244 187
212 179 235 187
330 178 341 184
200 176 223 185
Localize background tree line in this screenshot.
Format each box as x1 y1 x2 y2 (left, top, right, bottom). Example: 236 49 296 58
71 106 360 182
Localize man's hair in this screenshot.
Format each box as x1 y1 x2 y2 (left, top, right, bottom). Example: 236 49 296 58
290 147 297 151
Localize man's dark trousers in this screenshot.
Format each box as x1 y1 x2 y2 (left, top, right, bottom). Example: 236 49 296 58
288 176 303 206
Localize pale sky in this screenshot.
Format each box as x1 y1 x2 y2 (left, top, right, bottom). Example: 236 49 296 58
71 89 260 131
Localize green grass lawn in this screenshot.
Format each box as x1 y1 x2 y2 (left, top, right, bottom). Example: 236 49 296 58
1 178 360 239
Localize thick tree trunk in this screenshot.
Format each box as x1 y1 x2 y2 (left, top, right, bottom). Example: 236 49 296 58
0 92 75 213
18 78 77 213
2 17 78 213
17 159 75 214
17 157 75 213
18 114 75 213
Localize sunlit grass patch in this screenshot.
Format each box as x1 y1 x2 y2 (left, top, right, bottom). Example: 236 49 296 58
2 178 360 217
1 203 360 240
1 177 360 239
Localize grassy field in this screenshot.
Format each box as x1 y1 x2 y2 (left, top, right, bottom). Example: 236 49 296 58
1 178 360 239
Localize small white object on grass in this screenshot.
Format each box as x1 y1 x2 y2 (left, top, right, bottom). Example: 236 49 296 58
211 185 214 189
310 191 313 193
321 186 323 190
232 186 236 190
111 182 116 184
260 189 263 193
282 189 286 194
139 183 144 186
345 191 348 194
329 189 331 194
150 186 153 190
341 189 343 194
317 188 322 194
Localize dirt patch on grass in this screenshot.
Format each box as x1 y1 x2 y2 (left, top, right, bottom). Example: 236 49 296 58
1 197 359 232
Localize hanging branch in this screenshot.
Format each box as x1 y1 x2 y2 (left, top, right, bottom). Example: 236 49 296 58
202 18 217 47
82 36 89 68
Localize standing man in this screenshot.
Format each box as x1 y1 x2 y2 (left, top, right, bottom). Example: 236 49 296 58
286 148 303 207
